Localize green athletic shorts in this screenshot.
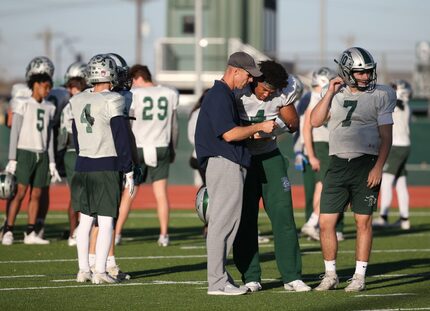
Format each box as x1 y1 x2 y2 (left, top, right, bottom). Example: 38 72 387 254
313 142 329 182
384 146 410 177
320 154 380 215
64 150 77 186
71 171 121 218
138 147 171 182
15 149 50 187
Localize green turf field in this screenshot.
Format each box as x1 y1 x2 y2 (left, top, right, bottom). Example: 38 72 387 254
0 209 429 311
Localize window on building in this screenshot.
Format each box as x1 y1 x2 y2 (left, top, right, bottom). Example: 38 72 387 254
183 15 195 34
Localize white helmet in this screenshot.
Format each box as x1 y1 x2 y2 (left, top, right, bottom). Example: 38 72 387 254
335 47 377 91
311 67 336 87
106 53 131 90
64 61 87 83
391 79 412 102
195 186 209 224
86 54 117 84
0 172 17 200
25 56 55 81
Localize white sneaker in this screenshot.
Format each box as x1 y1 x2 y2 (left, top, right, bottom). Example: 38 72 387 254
258 235 270 244
68 236 77 246
23 231 50 245
114 234 122 245
76 270 92 283
336 232 345 241
314 271 339 291
36 227 45 239
372 216 388 227
207 283 248 296
394 218 411 230
344 274 366 292
301 223 320 241
284 280 311 292
157 234 169 247
92 272 118 284
2 231 14 245
245 281 262 292
107 265 131 281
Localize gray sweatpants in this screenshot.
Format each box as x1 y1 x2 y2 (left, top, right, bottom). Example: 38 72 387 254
206 157 246 291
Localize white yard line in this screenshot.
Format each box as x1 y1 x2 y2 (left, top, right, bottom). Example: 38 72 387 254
355 308 430 311
355 293 418 297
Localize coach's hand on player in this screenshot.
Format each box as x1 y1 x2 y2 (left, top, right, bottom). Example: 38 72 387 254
5 160 17 175
125 171 135 197
49 163 62 183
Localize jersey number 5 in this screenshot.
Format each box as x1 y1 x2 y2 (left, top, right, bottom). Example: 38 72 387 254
341 100 357 127
142 96 168 121
36 109 45 132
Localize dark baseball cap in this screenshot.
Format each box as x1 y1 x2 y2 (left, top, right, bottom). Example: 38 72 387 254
227 52 262 77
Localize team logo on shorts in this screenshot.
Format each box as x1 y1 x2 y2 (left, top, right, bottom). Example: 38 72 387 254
281 176 291 192
364 195 377 207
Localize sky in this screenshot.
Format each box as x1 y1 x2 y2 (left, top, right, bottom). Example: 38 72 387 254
0 0 429 83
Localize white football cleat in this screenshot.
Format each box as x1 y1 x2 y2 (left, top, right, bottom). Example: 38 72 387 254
76 270 92 283
107 265 131 281
284 280 311 292
372 216 388 227
24 231 50 245
245 281 262 292
92 272 118 284
344 274 366 292
1 231 14 246
157 234 169 247
207 283 248 296
314 271 339 291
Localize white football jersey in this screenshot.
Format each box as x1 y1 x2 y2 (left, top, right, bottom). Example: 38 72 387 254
328 84 396 156
69 90 124 158
129 85 179 148
307 91 329 142
392 102 410 146
235 85 294 155
58 102 74 150
12 96 56 152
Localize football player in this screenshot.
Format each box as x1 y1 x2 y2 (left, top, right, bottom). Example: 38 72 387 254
128 64 179 247
61 61 88 246
70 54 134 284
2 56 61 245
87 53 136 281
312 47 395 292
374 80 412 230
232 60 311 292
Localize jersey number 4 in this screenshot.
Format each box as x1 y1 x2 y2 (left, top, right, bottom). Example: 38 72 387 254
80 104 94 133
341 100 357 127
142 96 168 121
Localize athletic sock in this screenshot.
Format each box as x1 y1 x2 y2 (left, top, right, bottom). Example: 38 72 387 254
354 261 368 276
35 218 44 233
76 213 94 272
106 256 117 269
3 225 14 234
380 173 395 216
324 260 336 273
396 176 409 219
26 224 36 235
89 254 96 268
95 215 114 274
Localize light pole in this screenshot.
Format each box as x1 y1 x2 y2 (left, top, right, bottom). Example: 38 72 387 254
194 0 203 99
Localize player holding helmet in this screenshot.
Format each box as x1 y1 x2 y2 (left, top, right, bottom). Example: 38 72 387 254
312 47 396 292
